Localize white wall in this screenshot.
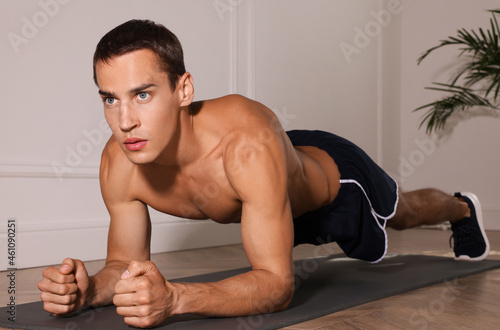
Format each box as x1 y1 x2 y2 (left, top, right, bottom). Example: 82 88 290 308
398 0 500 230
1 0 497 270
0 0 243 270
254 0 386 157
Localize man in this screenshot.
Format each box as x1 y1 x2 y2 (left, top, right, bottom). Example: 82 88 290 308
38 20 489 328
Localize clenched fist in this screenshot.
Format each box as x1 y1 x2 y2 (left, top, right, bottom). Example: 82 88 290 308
113 260 178 328
38 258 90 316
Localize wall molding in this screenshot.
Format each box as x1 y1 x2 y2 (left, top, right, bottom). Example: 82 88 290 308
233 0 256 98
0 216 242 270
229 0 238 94
245 0 256 99
376 0 384 166
0 215 215 234
0 161 99 179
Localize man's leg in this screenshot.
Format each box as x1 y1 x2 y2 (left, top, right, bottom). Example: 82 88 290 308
388 188 469 230
387 188 489 261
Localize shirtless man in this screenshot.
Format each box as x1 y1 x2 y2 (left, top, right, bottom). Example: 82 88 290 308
37 19 490 328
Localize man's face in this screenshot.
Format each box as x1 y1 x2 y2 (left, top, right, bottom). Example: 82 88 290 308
95 49 182 165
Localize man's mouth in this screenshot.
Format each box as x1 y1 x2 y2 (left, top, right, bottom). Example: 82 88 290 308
124 138 148 151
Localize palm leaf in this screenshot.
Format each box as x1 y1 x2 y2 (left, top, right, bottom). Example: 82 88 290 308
415 9 500 132
414 83 495 133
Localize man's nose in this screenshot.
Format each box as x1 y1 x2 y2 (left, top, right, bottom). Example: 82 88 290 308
119 105 139 132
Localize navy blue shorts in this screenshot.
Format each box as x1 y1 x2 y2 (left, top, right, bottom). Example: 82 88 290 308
287 130 399 263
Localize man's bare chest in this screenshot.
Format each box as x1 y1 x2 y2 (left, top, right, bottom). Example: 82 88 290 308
134 162 243 224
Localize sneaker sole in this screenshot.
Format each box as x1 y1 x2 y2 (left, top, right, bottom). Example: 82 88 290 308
455 192 490 261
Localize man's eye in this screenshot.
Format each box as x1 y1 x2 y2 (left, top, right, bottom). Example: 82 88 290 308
137 92 150 101
105 97 116 105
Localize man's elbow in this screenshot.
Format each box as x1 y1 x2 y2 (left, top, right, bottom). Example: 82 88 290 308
267 279 295 313
279 286 295 312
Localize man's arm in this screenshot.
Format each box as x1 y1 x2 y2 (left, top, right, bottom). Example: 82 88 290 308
85 199 151 308
173 130 296 315
88 139 152 306
38 139 152 314
112 129 295 327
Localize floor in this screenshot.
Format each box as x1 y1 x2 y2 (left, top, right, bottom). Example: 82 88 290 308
1 228 499 329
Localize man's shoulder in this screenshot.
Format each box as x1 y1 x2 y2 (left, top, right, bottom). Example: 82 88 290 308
207 95 285 155
214 93 253 105
204 94 279 135
203 94 268 118
221 127 287 183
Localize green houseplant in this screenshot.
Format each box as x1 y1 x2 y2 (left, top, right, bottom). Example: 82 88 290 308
415 9 500 133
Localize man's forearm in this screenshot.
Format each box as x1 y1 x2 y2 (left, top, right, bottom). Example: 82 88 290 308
86 260 129 307
172 269 294 317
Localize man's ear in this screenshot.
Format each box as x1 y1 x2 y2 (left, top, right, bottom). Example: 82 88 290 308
177 72 194 107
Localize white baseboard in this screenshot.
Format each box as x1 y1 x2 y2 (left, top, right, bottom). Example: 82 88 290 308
0 217 242 271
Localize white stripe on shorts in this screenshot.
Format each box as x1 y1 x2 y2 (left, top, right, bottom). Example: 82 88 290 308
339 178 399 263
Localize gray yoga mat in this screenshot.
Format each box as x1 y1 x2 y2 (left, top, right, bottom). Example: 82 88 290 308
2 254 500 330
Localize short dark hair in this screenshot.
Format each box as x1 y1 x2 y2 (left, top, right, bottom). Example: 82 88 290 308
93 19 186 91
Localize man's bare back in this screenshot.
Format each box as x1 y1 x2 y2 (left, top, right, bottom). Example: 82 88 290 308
101 93 341 224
